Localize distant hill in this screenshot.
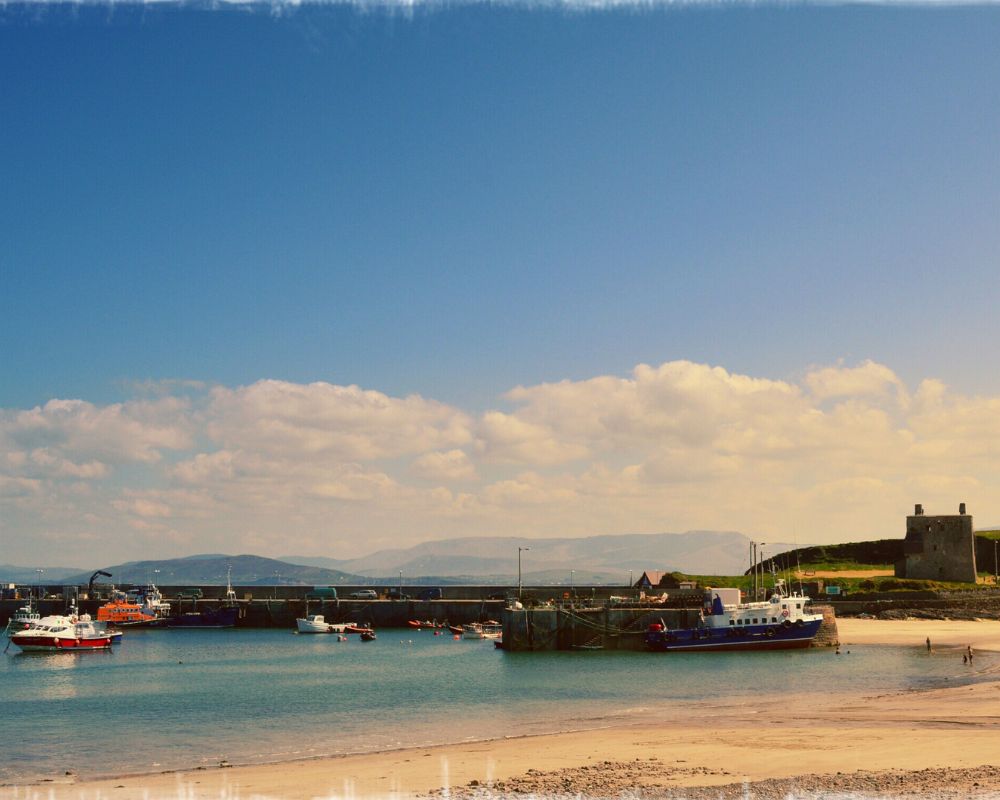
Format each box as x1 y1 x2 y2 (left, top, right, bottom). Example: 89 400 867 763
0 564 85 583
61 555 367 586
282 531 799 582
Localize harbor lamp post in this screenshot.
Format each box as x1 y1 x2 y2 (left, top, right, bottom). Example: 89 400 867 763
518 547 530 599
628 569 633 593
570 570 575 597
399 570 403 598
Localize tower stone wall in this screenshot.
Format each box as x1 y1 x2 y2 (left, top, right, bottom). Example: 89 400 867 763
895 503 978 583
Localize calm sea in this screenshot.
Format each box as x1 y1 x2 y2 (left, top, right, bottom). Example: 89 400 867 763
0 628 993 784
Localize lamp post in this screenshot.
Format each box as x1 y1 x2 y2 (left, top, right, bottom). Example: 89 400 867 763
628 569 633 593
759 544 767 599
994 540 998 585
570 570 575 597
399 570 403 599
518 547 530 599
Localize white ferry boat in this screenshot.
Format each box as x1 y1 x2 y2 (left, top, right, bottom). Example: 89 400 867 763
644 580 824 652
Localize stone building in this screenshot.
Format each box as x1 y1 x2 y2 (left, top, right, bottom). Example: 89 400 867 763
894 503 978 582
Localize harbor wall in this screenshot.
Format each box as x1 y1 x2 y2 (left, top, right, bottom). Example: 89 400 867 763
0 598 503 629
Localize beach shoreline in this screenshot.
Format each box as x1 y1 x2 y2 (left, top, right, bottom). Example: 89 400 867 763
6 618 1000 800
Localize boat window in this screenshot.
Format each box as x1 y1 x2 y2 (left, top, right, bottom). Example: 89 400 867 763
771 617 777 623
752 618 758 624
729 620 735 625
796 603 801 609
781 604 788 609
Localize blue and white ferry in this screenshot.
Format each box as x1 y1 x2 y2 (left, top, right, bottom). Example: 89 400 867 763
644 581 824 652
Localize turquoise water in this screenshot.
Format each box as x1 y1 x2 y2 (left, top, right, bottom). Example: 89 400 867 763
0 628 993 784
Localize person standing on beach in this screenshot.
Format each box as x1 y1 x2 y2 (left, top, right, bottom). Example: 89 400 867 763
926 637 932 652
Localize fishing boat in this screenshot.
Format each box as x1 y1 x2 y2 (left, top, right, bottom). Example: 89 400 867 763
644 580 823 652
165 568 240 629
3 597 41 636
462 622 502 640
296 615 358 634
9 609 115 652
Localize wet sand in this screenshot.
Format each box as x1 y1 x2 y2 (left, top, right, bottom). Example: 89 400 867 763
6 619 1000 800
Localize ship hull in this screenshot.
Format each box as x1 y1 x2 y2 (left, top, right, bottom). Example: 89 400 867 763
645 619 823 652
166 606 239 629
11 634 113 651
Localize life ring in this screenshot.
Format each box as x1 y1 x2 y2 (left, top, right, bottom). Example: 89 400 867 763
781 609 790 618
782 620 792 628
794 619 805 628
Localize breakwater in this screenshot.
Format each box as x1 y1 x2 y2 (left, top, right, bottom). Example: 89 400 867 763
0 597 503 628
500 603 839 651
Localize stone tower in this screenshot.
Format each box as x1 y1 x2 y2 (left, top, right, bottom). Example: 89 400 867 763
895 503 978 582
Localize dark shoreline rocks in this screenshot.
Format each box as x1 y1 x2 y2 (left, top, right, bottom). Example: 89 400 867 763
431 763 1000 800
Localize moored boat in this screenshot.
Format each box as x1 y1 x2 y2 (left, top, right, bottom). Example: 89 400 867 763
165 568 240 629
296 615 358 634
97 590 158 627
644 580 823 652
10 610 115 652
462 622 502 640
4 597 41 636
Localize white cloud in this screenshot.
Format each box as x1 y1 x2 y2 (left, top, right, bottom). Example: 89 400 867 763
804 360 906 403
6 359 1000 564
206 380 472 461
0 396 193 466
411 449 478 481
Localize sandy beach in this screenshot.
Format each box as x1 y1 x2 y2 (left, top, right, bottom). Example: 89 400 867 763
7 619 1000 800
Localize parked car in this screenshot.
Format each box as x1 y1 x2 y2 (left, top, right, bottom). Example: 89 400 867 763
418 587 442 601
385 588 410 600
307 586 338 599
349 589 378 599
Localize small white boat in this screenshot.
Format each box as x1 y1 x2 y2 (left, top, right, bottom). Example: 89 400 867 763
462 623 502 640
295 615 357 634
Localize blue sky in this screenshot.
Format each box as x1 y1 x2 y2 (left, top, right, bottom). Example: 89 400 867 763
3 2 1000 565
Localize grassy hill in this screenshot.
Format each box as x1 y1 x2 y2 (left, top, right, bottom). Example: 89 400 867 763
62 554 368 586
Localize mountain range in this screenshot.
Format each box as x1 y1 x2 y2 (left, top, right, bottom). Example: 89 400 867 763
281 531 797 583
3 531 798 585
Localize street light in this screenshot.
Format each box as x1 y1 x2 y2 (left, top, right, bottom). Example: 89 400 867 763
518 547 530 599
399 570 403 599
570 570 575 596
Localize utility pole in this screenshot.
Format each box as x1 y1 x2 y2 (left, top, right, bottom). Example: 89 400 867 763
518 547 530 600
759 542 767 600
994 539 998 586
